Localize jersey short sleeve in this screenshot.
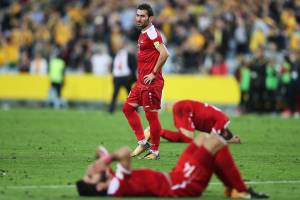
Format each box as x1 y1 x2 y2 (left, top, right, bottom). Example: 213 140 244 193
146 26 163 49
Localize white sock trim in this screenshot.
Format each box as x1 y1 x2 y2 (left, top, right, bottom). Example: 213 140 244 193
138 139 147 145
149 150 159 155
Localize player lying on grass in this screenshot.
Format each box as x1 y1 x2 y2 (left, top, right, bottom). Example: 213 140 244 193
76 134 268 198
131 99 240 157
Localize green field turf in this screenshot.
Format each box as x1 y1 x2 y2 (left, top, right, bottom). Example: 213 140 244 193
0 108 300 200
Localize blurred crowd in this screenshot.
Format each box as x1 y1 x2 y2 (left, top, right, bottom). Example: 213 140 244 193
0 0 299 114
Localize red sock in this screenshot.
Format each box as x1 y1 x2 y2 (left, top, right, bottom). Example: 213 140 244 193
161 129 193 143
122 103 144 141
213 146 248 192
145 111 161 151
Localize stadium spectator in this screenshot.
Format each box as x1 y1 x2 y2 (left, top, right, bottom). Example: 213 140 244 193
122 3 169 160
0 37 6 69
279 56 292 117
3 36 19 71
30 52 48 75
248 48 268 112
0 0 299 115
91 44 112 75
18 51 30 73
0 0 298 75
76 134 268 198
234 17 249 55
108 37 136 113
209 54 228 75
264 58 279 113
181 26 205 73
282 52 300 117
48 53 65 109
235 57 251 113
145 100 240 144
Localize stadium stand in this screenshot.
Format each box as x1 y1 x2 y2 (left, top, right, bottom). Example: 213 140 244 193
0 0 299 115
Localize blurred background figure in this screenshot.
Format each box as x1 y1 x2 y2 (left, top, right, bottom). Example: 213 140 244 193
91 44 112 75
264 57 279 113
249 47 268 113
281 52 300 118
48 52 65 109
209 53 228 75
30 51 48 75
0 0 299 116
235 57 251 114
108 36 136 113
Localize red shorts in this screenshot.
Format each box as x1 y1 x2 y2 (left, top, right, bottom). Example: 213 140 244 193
173 104 195 132
169 143 214 197
126 83 163 111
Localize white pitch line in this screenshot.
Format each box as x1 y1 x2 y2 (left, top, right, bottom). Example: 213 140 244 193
209 180 300 185
1 180 300 190
1 185 74 189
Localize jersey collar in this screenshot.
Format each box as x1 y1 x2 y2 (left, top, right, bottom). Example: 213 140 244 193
141 24 154 34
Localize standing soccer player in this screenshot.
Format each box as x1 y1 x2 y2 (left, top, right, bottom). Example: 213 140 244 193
122 3 169 160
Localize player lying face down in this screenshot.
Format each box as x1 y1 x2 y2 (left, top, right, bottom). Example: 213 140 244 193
146 100 241 144
76 134 268 198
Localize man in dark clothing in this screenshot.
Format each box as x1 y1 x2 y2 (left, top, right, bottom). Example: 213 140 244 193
109 37 136 113
249 48 268 112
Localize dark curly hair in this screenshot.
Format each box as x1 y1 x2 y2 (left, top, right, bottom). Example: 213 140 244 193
137 3 154 17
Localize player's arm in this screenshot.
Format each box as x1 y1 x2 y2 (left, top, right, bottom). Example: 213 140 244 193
85 147 131 178
179 127 194 138
110 146 132 171
152 43 169 74
144 43 169 84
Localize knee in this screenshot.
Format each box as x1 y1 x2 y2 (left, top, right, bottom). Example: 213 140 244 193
145 111 158 121
122 103 135 115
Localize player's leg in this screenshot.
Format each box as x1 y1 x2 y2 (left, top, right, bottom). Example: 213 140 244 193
188 134 248 197
109 78 121 113
202 134 248 193
123 102 150 157
192 134 268 198
201 134 269 198
122 102 144 141
141 87 163 160
211 135 268 198
122 85 149 157
162 105 195 143
173 134 206 170
170 135 215 197
161 128 193 143
124 77 132 94
144 110 161 159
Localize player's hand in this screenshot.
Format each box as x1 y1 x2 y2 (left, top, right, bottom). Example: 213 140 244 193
144 73 155 84
227 135 241 144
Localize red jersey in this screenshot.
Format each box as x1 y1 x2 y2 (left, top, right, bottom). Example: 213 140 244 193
173 100 229 133
108 164 173 197
107 144 214 197
137 25 164 86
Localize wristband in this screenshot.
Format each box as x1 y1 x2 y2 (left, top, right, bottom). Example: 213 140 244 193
152 71 157 75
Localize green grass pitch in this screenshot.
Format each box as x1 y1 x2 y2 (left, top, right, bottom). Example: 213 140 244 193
0 108 300 200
